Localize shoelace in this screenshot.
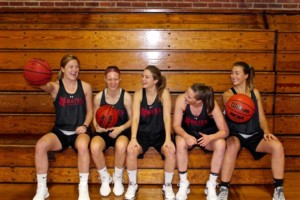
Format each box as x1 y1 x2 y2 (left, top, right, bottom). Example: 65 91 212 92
275 188 285 200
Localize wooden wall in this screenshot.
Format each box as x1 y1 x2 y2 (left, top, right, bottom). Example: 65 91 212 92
0 11 299 184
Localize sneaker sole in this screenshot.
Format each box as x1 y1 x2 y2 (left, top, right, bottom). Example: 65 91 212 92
125 189 138 200
175 188 190 200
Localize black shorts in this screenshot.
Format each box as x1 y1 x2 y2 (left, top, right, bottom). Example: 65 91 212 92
92 130 130 151
231 131 266 160
52 127 91 152
137 131 166 160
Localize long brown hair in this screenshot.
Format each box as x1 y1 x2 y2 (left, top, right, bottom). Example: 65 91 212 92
232 61 255 91
58 54 80 80
145 65 166 100
191 83 215 114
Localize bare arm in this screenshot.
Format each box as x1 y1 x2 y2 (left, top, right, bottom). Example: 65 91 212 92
161 89 172 141
209 100 229 140
130 89 142 139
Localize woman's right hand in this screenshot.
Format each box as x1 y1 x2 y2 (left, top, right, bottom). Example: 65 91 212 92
184 134 197 146
95 124 108 133
127 138 139 151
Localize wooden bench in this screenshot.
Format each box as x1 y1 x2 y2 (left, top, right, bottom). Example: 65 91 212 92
0 11 299 185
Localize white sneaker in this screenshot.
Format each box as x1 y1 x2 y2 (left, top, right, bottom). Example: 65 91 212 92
100 174 112 196
33 184 49 200
205 181 217 200
217 186 228 200
273 187 286 200
175 180 190 200
78 184 90 200
125 182 138 200
162 183 175 200
113 173 124 196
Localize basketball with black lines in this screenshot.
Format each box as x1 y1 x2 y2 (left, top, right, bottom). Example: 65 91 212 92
96 105 119 128
225 94 256 123
23 58 52 86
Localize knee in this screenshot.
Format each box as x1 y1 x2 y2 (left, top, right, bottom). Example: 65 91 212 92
115 141 127 154
176 137 187 153
76 140 89 153
272 140 285 156
90 141 102 156
226 140 240 155
214 139 226 152
35 139 48 154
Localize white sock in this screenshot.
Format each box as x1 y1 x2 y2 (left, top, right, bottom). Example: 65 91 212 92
127 170 137 184
98 167 109 177
165 172 174 185
209 172 218 183
37 174 47 186
114 167 124 177
179 172 188 182
79 173 89 185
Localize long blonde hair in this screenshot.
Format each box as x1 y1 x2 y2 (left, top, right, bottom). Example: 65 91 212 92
58 54 80 80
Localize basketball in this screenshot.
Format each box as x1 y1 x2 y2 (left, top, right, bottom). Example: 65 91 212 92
96 105 119 128
23 58 52 86
225 94 256 123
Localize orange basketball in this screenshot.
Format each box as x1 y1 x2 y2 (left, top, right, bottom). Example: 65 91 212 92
23 58 52 86
225 94 256 123
96 105 119 128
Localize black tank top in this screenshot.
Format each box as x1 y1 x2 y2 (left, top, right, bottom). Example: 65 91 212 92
182 104 218 139
139 89 164 136
225 88 261 135
53 79 86 131
100 89 129 127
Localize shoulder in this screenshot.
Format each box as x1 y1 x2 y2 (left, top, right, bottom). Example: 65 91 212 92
80 80 92 92
94 90 104 101
133 89 143 100
222 89 234 100
252 88 262 99
123 90 133 102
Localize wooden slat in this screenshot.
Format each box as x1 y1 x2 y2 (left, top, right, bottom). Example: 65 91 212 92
276 73 300 93
0 51 274 71
0 93 274 115
0 167 277 184
0 30 274 50
267 15 300 31
278 32 300 51
275 94 300 114
274 115 300 134
0 72 275 92
276 53 300 72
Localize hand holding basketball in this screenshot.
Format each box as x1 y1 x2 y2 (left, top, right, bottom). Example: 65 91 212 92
96 105 119 129
225 94 256 123
23 58 52 86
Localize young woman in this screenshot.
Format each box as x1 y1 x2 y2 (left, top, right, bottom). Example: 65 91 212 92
218 61 286 200
125 65 176 200
173 83 229 200
90 66 132 197
33 55 93 200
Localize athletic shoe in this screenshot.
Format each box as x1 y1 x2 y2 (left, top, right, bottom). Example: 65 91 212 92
162 183 175 200
217 186 228 200
273 187 286 200
78 184 90 200
175 180 190 200
99 174 112 196
33 184 49 200
125 182 138 200
113 173 124 196
204 180 218 200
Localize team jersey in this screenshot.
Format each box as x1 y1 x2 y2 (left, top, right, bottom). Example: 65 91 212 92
100 88 129 127
225 88 261 136
138 89 164 137
182 103 218 139
53 79 86 131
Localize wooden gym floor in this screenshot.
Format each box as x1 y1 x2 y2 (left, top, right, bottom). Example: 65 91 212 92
0 183 298 200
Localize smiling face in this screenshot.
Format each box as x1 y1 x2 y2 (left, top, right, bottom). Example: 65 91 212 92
105 71 120 91
184 87 199 105
61 59 79 80
230 65 248 86
141 69 157 89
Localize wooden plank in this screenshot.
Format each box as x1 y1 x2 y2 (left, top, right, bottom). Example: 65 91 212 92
0 93 274 115
0 72 275 93
0 167 276 184
0 30 274 50
275 94 300 114
276 53 300 72
274 115 300 134
267 15 300 31
276 73 300 93
0 146 298 169
0 51 274 71
278 32 300 51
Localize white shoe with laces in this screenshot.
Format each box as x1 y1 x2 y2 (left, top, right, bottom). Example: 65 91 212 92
273 187 286 200
205 180 218 200
78 184 90 200
175 180 190 200
125 182 138 200
100 174 112 196
217 186 228 200
113 173 124 196
162 183 175 200
33 184 49 200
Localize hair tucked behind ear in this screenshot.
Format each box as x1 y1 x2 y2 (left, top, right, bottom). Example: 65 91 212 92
233 61 255 91
191 83 215 114
145 65 166 100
